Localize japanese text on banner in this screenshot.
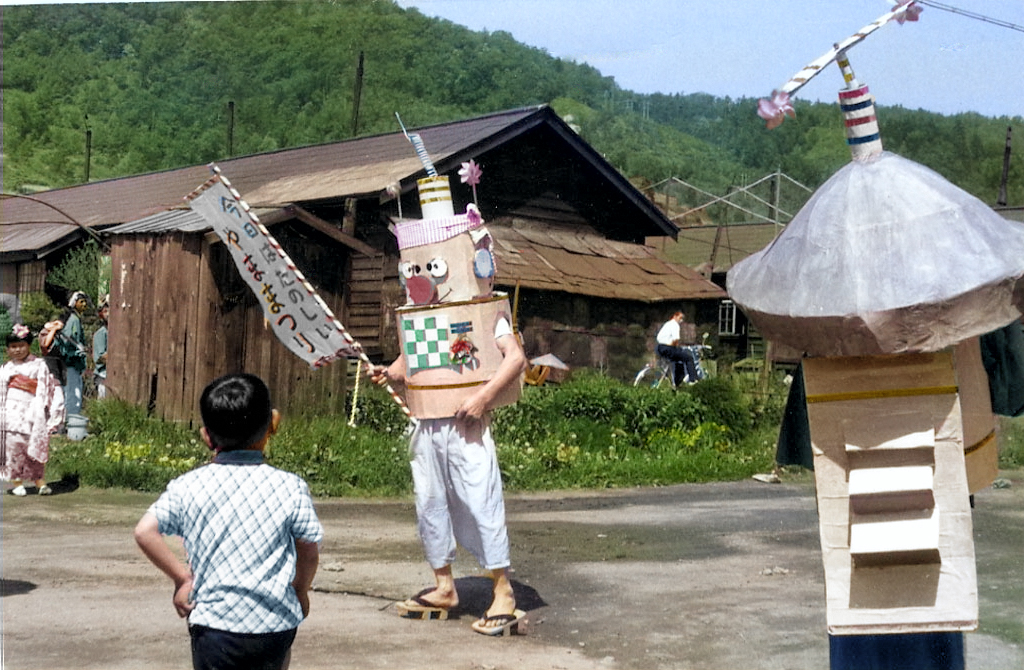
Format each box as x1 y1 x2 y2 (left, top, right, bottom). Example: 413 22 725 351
189 179 360 368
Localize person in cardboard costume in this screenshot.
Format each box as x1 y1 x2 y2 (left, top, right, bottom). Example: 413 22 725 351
730 5 1024 667
371 162 528 637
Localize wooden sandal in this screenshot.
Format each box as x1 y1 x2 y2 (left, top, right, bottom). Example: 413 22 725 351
470 609 526 636
396 589 450 620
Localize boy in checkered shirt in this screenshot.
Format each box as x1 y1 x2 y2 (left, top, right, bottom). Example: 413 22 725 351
134 373 323 670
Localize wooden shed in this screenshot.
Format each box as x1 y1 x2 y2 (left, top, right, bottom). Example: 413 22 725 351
105 211 374 423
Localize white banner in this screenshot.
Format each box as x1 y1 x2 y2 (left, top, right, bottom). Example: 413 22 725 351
188 170 362 369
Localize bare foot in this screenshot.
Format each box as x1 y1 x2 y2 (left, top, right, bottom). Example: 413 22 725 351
484 586 516 619
404 586 458 610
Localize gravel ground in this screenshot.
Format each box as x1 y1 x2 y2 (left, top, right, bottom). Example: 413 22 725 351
2 472 1022 669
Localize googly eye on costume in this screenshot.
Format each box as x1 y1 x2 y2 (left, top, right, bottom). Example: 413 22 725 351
399 262 417 280
426 257 448 278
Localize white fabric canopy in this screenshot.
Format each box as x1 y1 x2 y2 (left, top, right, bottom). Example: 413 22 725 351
727 151 1024 356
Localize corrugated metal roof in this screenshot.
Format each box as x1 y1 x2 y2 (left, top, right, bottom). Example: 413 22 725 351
103 206 283 235
104 208 209 235
0 221 82 258
493 220 724 303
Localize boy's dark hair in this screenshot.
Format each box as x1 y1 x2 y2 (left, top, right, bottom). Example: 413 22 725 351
200 373 273 451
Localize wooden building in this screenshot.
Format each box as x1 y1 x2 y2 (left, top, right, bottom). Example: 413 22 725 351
7 106 724 424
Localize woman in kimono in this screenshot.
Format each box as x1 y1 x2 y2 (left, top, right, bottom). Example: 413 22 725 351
2 324 65 496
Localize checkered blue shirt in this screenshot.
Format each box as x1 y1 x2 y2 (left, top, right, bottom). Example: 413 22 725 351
148 457 324 634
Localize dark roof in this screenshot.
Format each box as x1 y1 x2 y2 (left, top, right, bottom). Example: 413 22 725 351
103 210 723 303
3 106 677 257
494 220 724 302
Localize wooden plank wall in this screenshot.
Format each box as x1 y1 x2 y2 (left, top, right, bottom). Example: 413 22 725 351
109 234 212 425
346 253 385 358
109 232 353 427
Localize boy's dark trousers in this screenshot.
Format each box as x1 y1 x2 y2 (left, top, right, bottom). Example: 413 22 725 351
189 624 296 670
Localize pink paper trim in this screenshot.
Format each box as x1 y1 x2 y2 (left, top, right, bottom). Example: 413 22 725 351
394 205 483 249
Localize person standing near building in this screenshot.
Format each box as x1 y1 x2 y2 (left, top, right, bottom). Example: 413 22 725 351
60 291 89 417
93 297 109 399
2 324 65 495
655 311 698 386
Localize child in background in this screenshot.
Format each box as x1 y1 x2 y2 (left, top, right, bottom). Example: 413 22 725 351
1 324 65 495
134 373 322 670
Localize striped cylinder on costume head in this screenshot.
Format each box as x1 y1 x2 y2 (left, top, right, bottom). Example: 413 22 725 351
417 175 455 220
836 51 882 159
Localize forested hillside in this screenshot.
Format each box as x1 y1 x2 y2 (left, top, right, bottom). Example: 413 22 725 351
2 0 1020 205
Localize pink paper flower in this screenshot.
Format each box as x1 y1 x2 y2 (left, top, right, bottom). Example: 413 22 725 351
459 159 482 187
894 1 922 25
12 323 30 339
757 90 796 130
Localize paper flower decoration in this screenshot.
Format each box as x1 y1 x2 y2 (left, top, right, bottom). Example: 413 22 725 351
757 90 796 130
12 323 30 339
894 1 922 25
450 334 477 365
459 159 482 186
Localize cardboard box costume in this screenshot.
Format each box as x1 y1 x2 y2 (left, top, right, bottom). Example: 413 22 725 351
730 43 1023 643
392 175 522 419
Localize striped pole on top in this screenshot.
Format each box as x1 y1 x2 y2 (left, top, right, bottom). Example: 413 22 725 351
835 51 883 159
757 2 921 128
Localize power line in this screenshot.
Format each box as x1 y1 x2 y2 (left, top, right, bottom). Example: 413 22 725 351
916 0 1024 33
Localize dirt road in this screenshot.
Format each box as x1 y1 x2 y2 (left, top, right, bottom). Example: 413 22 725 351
2 473 1022 669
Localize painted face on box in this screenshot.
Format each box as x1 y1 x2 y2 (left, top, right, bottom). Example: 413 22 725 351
398 225 495 305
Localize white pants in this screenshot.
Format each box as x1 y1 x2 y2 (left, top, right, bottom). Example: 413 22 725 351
410 417 510 571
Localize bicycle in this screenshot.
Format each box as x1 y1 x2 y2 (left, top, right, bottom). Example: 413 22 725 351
633 334 712 388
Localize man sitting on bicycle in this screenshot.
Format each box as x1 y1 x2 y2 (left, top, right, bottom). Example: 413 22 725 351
655 311 698 386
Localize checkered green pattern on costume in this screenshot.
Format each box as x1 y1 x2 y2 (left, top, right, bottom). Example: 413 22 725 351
401 315 451 370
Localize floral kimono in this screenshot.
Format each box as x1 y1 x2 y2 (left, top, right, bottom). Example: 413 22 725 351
1 355 65 481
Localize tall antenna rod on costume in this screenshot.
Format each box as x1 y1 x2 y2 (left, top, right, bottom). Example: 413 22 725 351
757 1 922 129
395 112 437 177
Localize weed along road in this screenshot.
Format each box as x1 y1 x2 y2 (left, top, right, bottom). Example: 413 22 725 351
3 475 1022 669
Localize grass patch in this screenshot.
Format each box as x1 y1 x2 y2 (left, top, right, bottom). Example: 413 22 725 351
998 414 1024 469
49 371 787 496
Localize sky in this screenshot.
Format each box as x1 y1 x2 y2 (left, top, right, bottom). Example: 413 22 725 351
4 0 1021 118
396 0 1024 118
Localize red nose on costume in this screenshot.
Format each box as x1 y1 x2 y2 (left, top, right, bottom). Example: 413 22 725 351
406 275 438 305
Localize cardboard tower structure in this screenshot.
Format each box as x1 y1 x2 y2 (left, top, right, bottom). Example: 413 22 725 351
729 24 1024 664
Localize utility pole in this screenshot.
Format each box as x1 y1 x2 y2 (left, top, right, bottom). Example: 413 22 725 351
84 115 92 183
227 101 235 156
997 126 1011 206
351 51 364 137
